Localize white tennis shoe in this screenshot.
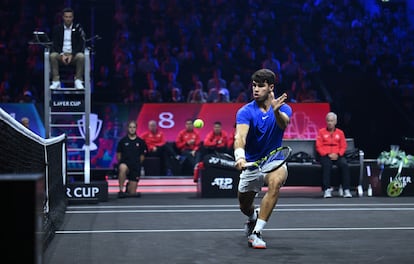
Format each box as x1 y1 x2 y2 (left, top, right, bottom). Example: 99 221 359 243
50 81 61 89
343 189 352 198
323 189 332 198
74 79 84 89
248 231 266 249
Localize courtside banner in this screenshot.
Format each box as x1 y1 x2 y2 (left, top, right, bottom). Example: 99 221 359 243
136 103 202 141
284 103 330 139
135 103 330 141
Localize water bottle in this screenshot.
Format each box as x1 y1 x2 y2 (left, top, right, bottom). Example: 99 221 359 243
357 185 363 197
367 184 373 197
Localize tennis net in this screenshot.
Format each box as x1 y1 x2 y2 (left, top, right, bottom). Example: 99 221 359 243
0 107 66 250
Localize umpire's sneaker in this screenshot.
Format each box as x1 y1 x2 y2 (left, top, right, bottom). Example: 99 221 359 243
50 81 61 89
74 79 84 89
248 231 266 249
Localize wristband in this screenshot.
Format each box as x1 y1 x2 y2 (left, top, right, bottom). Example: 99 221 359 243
234 148 246 161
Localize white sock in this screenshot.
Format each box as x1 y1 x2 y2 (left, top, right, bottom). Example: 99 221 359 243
253 219 267 233
248 210 257 221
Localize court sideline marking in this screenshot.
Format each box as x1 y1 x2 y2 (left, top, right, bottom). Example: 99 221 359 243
67 203 414 209
56 226 414 234
65 207 414 214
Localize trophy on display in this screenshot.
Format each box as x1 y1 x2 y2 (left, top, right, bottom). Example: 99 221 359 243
77 113 102 151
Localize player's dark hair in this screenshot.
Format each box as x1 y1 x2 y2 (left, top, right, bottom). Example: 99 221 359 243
214 121 222 126
62 7 74 14
251 69 275 85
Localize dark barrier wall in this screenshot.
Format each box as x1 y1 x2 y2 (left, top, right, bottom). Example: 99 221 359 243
0 173 44 264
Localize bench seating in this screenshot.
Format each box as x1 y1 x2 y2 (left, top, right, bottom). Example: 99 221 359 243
282 138 364 190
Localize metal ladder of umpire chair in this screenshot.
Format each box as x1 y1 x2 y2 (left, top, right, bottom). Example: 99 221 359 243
44 48 92 185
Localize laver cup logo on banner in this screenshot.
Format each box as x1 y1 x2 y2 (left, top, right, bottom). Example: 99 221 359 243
77 113 102 151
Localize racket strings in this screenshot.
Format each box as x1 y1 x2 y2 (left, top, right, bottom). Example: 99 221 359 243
259 149 290 172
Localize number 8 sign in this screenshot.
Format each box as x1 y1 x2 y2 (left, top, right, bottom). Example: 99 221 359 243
136 103 201 141
158 112 175 128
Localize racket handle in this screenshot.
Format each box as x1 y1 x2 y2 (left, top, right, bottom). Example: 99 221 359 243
244 162 255 167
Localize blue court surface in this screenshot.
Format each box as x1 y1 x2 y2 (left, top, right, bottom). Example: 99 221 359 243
44 191 414 264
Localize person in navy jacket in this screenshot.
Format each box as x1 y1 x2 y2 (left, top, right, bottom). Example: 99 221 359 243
49 7 85 89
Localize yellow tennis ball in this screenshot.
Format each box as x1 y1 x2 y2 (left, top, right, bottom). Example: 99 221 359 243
193 119 204 128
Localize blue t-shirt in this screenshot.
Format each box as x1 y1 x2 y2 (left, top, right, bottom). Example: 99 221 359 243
236 101 292 162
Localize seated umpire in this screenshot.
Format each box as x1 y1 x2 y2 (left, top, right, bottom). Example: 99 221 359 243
49 7 85 89
316 112 352 198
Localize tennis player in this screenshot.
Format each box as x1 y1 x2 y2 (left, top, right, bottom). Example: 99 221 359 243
234 68 292 249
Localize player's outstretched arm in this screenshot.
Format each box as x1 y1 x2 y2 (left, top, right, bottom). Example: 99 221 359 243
270 92 289 129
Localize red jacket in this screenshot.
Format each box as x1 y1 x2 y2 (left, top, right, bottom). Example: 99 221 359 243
175 129 201 152
203 130 228 149
140 130 166 152
315 127 347 156
227 130 235 150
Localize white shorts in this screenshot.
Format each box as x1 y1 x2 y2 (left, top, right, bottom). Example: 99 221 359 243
238 164 288 193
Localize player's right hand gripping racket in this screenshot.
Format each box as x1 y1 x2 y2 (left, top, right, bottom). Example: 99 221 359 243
242 146 292 173
386 160 404 197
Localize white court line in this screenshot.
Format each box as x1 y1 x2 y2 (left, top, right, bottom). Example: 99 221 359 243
67 203 414 210
65 207 414 214
56 226 414 234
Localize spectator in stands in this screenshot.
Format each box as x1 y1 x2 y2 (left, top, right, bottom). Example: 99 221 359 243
21 117 30 129
142 75 162 103
262 51 281 75
217 88 230 102
293 70 319 103
175 119 201 175
234 89 250 103
207 68 227 102
116 120 147 198
162 72 183 102
229 74 246 102
140 120 175 176
281 51 300 89
0 72 11 102
160 51 179 83
188 81 208 103
170 87 184 102
199 121 230 158
137 48 159 75
18 90 35 103
49 7 85 89
316 112 352 198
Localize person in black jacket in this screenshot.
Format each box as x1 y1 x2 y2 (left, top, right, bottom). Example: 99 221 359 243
116 120 148 198
49 7 85 89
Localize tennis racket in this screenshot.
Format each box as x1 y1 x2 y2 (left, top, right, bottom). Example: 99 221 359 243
242 146 292 173
386 160 404 197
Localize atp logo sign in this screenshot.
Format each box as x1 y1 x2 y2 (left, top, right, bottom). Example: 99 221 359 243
211 177 233 190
